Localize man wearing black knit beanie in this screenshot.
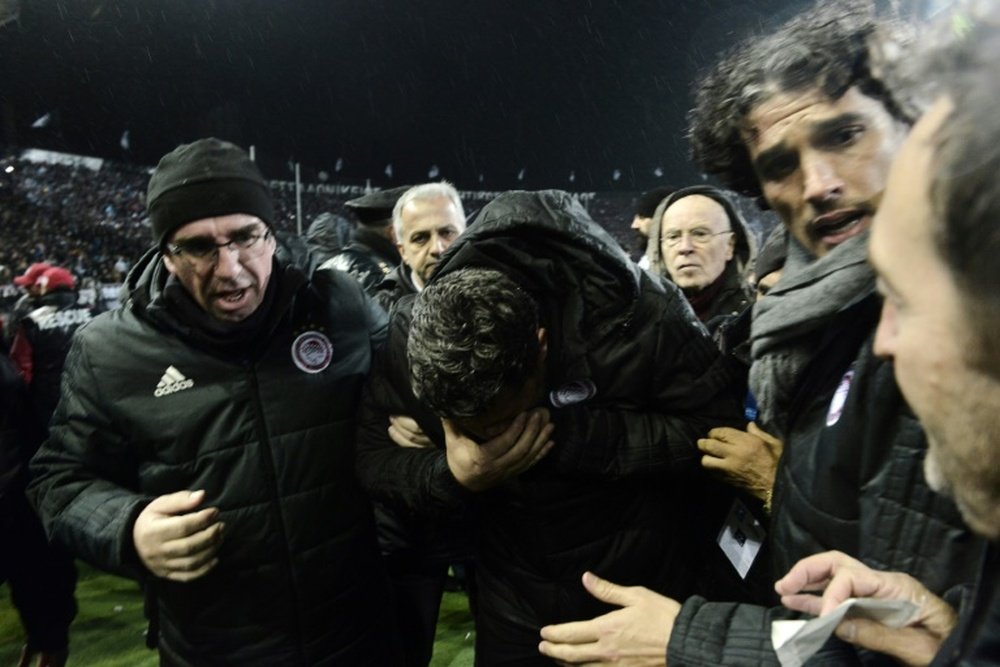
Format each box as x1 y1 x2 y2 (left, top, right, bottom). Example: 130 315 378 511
28 138 402 665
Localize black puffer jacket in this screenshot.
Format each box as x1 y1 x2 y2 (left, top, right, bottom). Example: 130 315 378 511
931 543 1000 666
669 294 984 666
357 190 744 665
28 250 399 666
372 262 417 315
321 226 400 293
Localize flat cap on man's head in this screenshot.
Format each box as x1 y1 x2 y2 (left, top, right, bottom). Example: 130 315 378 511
345 185 412 226
146 138 274 249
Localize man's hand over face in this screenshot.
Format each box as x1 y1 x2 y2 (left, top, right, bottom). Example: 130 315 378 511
538 571 679 666
775 550 957 667
443 408 554 492
133 489 225 582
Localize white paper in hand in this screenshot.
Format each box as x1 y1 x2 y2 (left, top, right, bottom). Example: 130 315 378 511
772 597 918 667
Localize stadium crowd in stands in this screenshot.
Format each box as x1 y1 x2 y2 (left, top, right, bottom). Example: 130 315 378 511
0 152 648 316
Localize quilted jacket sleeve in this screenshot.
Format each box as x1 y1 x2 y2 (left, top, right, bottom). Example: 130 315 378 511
670 596 871 666
354 303 470 513
27 333 151 580
549 277 745 479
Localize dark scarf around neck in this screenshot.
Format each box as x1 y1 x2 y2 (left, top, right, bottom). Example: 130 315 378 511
162 259 304 361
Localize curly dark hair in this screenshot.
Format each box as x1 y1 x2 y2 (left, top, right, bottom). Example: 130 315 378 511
688 0 914 201
407 267 541 418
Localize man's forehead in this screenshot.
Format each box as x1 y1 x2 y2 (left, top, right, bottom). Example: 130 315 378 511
870 97 953 279
172 213 265 239
663 195 729 226
744 86 896 154
742 87 837 150
403 196 456 216
403 199 463 230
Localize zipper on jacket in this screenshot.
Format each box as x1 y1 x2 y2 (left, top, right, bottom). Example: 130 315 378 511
247 368 309 665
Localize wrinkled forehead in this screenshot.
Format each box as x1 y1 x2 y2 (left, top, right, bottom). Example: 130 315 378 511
402 196 465 229
741 86 836 152
742 85 895 156
662 195 730 230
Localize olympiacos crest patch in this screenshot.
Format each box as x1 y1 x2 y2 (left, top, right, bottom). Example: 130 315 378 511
291 331 334 374
549 379 598 408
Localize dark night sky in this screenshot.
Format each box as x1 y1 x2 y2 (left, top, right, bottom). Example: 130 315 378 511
1 0 824 191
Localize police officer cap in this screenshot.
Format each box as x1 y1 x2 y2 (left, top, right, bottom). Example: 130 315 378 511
345 185 412 226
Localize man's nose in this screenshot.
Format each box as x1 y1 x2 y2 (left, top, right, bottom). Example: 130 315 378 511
676 233 696 252
802 153 845 206
212 245 243 277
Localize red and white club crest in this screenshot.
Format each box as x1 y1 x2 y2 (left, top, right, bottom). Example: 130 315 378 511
291 331 334 374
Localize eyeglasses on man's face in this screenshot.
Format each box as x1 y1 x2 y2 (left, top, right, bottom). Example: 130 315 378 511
167 228 272 268
661 227 733 247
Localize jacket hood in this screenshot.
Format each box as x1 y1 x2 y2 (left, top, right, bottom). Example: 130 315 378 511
434 189 640 300
306 213 352 253
645 185 755 281
123 246 167 314
431 191 642 373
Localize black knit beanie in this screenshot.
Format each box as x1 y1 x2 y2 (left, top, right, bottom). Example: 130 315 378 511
147 138 274 248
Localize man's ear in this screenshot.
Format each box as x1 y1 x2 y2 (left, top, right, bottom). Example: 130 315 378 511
162 251 179 276
726 233 736 261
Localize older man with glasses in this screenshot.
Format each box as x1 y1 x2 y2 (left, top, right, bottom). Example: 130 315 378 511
645 185 755 332
28 138 402 665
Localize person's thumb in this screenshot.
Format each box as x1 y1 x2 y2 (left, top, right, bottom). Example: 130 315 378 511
581 571 635 607
146 489 206 516
748 422 782 454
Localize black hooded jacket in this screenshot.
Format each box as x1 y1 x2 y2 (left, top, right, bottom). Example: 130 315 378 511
356 190 744 663
28 248 398 666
